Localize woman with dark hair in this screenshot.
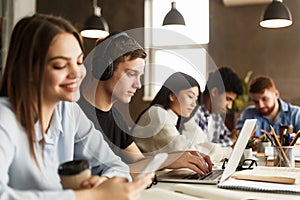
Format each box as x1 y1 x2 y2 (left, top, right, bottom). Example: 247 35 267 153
0 14 153 200
132 72 208 154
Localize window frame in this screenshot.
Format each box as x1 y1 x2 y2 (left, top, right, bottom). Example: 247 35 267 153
143 0 210 101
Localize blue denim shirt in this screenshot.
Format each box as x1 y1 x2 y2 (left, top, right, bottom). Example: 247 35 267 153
236 98 300 136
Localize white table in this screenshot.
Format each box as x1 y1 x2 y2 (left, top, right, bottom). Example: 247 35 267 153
141 148 300 200
141 181 300 200
140 152 300 200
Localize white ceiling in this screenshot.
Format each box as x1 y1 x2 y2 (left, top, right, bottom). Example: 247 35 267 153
223 0 272 7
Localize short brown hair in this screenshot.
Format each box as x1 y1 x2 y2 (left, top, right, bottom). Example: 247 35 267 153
249 76 276 94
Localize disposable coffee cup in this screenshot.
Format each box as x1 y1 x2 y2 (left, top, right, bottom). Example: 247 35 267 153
58 160 91 190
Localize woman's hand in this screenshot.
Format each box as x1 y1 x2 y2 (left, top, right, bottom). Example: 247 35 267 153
80 175 108 188
93 174 153 200
130 171 156 186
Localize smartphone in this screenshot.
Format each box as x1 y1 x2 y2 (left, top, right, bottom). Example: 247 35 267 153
136 153 168 180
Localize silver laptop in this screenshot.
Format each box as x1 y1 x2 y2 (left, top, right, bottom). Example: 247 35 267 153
156 119 257 184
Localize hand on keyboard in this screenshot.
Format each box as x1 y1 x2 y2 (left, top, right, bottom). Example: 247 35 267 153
183 170 223 180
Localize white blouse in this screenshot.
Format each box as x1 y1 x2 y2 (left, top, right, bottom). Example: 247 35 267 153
132 106 208 155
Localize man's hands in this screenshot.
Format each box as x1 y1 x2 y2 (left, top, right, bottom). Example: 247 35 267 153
164 151 213 176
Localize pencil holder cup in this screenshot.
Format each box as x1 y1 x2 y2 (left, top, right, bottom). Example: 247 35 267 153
274 146 295 167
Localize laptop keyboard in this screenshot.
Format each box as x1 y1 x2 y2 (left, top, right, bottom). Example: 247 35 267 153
183 170 223 180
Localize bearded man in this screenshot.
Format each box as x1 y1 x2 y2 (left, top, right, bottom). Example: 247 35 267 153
236 75 300 136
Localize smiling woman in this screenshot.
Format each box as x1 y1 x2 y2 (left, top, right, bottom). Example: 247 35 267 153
0 13 153 200
43 33 86 105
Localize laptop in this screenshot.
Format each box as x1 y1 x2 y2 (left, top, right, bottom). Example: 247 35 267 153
156 119 257 184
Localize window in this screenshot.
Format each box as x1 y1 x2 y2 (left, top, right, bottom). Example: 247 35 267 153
0 0 35 76
143 0 210 100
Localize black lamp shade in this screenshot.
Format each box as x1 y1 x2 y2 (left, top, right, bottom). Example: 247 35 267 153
81 15 109 39
260 1 292 28
163 2 185 26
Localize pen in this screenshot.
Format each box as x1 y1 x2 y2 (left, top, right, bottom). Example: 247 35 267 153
270 126 282 146
286 133 291 146
281 129 287 146
250 125 258 139
281 129 290 146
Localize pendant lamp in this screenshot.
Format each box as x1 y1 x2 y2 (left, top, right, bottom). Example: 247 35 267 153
260 0 292 28
81 0 109 39
162 2 185 26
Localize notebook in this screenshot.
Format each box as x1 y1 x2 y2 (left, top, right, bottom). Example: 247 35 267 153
156 119 257 184
218 178 300 194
